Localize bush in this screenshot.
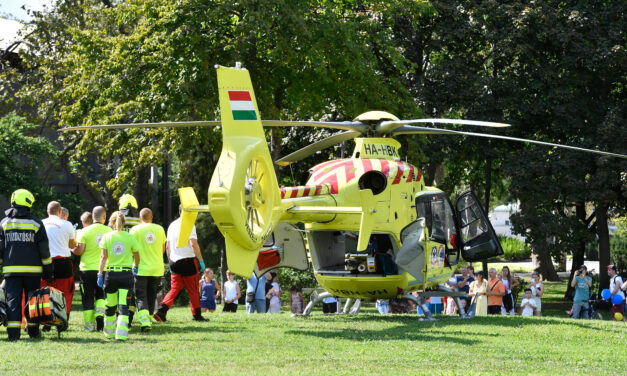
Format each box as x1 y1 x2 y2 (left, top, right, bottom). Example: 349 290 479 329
611 233 627 274
278 268 318 290
499 236 531 261
585 238 599 261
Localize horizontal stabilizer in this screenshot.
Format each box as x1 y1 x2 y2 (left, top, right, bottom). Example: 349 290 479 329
177 187 207 248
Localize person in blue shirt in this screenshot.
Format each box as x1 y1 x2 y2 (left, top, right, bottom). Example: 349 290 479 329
245 273 267 314
570 265 592 319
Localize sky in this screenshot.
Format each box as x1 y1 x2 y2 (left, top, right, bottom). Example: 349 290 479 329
0 0 52 21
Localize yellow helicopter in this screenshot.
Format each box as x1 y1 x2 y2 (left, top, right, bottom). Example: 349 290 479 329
65 63 626 318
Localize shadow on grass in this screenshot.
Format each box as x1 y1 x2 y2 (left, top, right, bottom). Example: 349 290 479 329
285 313 605 343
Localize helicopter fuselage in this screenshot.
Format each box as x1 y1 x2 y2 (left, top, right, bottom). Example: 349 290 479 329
272 137 460 299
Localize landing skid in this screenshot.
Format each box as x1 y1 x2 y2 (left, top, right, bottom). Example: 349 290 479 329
296 290 362 317
295 285 474 319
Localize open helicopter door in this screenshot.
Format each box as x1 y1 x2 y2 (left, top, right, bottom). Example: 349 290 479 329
455 191 503 262
396 219 426 283
254 222 308 276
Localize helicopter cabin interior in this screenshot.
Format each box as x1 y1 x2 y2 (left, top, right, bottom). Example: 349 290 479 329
309 231 400 276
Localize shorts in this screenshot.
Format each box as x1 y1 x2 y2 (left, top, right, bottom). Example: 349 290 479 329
430 303 443 314
322 302 337 314
201 298 216 310
223 302 238 313
488 305 501 315
611 300 626 318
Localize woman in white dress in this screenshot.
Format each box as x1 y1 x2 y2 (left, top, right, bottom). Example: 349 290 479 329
468 271 488 316
266 272 281 313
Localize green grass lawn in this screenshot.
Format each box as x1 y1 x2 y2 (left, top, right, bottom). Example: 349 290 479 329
2 284 626 375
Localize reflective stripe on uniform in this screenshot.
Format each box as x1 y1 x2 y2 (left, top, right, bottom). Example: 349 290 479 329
95 299 106 317
3 265 43 273
116 315 129 340
3 223 39 231
42 257 52 265
137 309 151 327
104 315 116 338
2 218 41 228
7 321 21 328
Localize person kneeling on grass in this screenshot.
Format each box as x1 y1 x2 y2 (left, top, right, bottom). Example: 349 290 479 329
519 288 537 317
97 211 140 341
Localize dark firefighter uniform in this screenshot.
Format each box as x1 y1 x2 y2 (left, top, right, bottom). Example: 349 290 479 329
0 189 53 341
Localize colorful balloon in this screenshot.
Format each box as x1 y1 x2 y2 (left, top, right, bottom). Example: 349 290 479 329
601 289 611 300
614 312 624 321
611 294 624 305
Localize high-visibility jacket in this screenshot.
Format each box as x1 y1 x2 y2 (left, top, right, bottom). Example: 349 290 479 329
0 206 52 277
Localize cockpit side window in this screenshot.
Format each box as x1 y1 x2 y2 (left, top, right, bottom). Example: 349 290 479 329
415 194 457 247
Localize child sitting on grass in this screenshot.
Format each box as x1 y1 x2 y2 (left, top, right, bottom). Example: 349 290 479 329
519 288 537 317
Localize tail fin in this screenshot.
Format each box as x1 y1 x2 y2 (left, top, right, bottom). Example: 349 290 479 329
209 64 282 277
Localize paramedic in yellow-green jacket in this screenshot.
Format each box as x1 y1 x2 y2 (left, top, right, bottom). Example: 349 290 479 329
97 211 140 341
130 208 166 332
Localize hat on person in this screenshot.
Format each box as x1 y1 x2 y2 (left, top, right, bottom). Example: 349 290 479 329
607 264 617 271
580 265 587 270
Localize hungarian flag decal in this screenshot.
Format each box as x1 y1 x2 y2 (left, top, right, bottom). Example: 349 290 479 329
228 91 257 121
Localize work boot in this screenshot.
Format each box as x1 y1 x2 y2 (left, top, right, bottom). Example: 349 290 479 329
192 308 208 322
42 325 51 332
27 326 41 338
153 304 169 322
96 316 104 331
140 326 151 332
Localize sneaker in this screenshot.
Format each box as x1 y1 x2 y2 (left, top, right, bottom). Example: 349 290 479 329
153 311 167 322
193 315 208 322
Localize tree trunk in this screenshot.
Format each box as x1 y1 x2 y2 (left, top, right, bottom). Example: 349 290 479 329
532 241 560 281
133 165 150 210
519 201 559 280
270 128 282 181
597 204 610 296
481 157 492 274
564 202 586 300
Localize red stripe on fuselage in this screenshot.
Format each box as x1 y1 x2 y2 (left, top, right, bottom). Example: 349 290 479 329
392 161 405 185
312 160 347 183
319 174 339 194
415 170 422 182
228 91 252 101
406 164 415 182
362 158 372 173
380 160 390 177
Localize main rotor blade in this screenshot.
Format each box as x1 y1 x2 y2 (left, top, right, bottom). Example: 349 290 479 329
61 120 222 131
378 118 510 134
275 131 361 166
262 120 368 133
392 125 627 159
62 119 369 133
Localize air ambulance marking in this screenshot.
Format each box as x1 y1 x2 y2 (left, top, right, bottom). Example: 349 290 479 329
308 158 423 194
228 91 257 120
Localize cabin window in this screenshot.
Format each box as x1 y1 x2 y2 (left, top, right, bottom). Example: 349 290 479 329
415 193 457 246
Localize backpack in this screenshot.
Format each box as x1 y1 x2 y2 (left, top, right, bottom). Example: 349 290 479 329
25 287 68 337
